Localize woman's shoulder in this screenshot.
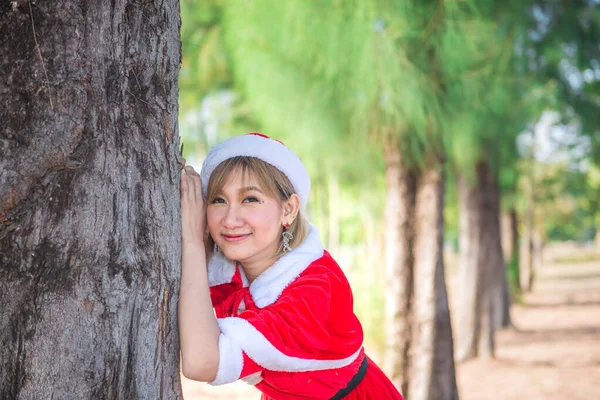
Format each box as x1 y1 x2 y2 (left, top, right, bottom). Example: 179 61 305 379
288 251 352 292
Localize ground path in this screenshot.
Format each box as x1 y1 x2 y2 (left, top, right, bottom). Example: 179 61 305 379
457 249 600 400
182 246 600 399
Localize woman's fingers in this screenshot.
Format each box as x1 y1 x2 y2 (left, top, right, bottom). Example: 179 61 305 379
181 169 196 203
183 166 203 202
183 167 195 199
181 169 188 199
180 166 206 244
193 173 202 200
184 165 198 176
187 175 196 201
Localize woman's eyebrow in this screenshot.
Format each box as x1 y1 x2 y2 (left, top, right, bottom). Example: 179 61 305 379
238 186 264 194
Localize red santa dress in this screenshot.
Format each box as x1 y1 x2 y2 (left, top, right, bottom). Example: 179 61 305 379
207 225 404 400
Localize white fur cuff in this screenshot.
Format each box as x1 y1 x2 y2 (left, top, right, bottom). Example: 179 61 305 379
209 333 244 386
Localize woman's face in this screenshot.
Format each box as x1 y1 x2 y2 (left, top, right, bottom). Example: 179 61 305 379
206 169 285 272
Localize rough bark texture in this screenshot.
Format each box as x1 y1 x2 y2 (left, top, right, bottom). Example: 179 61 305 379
409 157 458 400
0 1 182 399
383 143 416 397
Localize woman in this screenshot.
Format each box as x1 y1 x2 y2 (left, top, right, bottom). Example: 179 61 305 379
179 133 403 399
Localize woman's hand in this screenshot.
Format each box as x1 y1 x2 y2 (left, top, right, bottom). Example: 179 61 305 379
180 164 205 246
179 162 220 382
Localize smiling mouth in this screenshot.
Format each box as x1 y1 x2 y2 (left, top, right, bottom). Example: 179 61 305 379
222 234 250 242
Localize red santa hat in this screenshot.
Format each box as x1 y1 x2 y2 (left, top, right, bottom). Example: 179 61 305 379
200 133 311 209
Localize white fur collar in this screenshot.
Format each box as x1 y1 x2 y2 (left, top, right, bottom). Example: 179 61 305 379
207 224 324 308
207 253 249 288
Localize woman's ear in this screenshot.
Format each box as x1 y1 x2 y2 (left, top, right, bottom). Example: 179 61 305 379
282 194 301 225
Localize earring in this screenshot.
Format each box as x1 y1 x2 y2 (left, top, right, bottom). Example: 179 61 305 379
282 229 294 252
214 243 220 255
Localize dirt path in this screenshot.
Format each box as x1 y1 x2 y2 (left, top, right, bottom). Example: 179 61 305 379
457 254 600 400
182 250 600 399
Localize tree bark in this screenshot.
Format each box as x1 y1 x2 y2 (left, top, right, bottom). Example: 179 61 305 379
521 179 536 292
521 133 536 292
0 1 182 399
456 163 500 361
409 156 458 400
503 210 520 294
383 142 416 397
483 171 511 330
501 213 512 264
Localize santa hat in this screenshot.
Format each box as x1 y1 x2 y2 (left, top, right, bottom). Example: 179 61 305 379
200 133 310 209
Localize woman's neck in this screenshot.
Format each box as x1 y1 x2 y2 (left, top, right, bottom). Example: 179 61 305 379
239 256 278 284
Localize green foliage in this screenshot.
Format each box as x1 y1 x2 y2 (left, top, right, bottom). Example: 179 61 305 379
443 1 531 183
177 2 600 355
524 0 600 152
178 0 600 248
528 160 598 242
507 253 521 297
222 0 445 168
180 0 232 112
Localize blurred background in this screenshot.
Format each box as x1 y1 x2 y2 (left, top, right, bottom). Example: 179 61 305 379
177 1 600 399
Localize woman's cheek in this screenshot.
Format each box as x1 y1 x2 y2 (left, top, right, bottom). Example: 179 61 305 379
206 208 220 234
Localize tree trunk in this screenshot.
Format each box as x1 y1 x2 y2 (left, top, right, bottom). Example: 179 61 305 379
501 214 512 264
521 180 536 292
521 134 536 292
483 171 511 330
383 142 416 397
504 210 520 294
520 226 534 292
409 156 458 400
456 164 493 361
0 2 182 399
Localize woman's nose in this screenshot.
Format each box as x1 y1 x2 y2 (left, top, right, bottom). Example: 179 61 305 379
222 205 244 228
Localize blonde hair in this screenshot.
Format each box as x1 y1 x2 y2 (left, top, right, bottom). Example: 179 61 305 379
206 156 308 257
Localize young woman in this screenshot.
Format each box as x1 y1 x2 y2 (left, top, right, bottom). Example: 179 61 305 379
179 133 403 399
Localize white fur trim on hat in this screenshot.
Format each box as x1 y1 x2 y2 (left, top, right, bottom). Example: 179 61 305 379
200 133 311 209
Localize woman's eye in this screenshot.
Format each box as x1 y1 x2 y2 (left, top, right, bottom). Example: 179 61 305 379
243 196 260 203
211 197 226 204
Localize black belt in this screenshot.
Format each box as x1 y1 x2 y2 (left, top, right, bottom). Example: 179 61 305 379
330 355 369 400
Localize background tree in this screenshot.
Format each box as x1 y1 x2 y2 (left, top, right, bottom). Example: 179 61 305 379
175 0 599 398
443 1 530 361
518 0 600 288
221 1 458 398
0 1 182 398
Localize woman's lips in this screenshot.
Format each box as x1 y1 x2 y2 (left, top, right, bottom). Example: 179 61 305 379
222 234 250 242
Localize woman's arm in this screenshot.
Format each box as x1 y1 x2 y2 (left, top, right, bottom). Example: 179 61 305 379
178 166 221 381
